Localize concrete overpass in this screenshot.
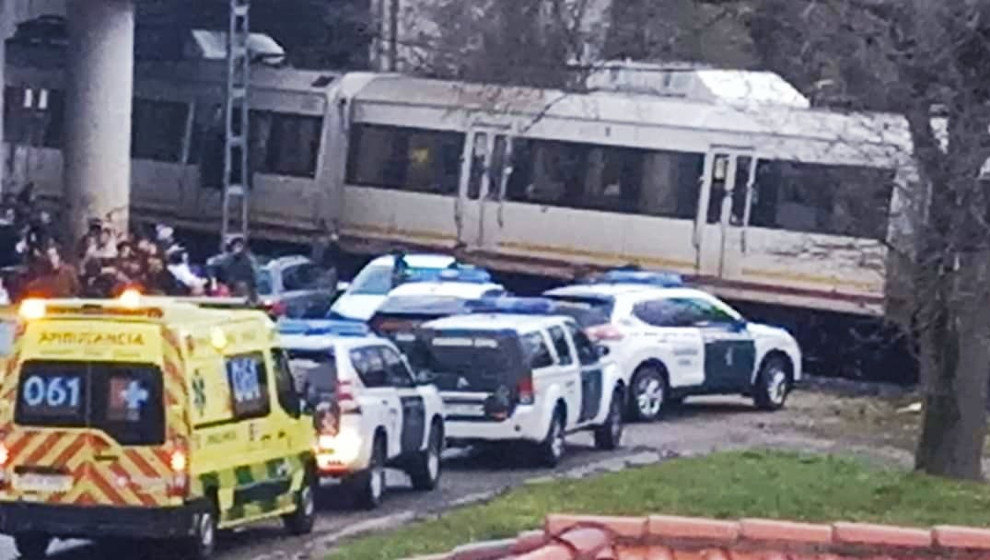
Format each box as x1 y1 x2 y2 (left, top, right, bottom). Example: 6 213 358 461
3 0 133 239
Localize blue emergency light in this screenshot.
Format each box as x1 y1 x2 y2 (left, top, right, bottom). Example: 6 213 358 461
586 269 684 288
277 319 372 337
466 297 557 315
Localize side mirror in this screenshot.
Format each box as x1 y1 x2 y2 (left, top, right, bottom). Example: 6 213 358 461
596 345 610 358
336 281 351 293
732 319 748 332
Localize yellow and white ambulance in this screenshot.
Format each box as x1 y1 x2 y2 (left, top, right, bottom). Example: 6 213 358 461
0 294 316 559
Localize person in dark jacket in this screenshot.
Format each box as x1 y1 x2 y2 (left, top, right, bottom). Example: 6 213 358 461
220 236 258 300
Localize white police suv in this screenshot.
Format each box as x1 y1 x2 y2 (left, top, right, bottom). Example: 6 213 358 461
411 299 626 467
544 270 802 421
330 253 457 321
278 320 446 509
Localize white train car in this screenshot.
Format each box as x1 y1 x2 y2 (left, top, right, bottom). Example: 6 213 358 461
339 70 914 318
3 47 348 238
3 53 915 323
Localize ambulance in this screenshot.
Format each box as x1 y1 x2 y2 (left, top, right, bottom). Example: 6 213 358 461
0 294 316 559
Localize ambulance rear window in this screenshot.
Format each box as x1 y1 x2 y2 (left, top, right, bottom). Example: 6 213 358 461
15 361 165 446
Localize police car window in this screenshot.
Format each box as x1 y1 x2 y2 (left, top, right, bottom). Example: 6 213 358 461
521 332 554 369
15 361 165 446
632 299 701 327
271 348 301 417
564 323 599 366
380 346 415 388
684 298 737 324
350 347 389 388
225 352 271 420
547 326 574 366
288 349 336 405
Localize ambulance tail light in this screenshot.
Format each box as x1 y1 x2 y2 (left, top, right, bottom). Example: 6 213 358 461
517 374 535 406
167 439 190 498
587 324 624 342
336 380 360 414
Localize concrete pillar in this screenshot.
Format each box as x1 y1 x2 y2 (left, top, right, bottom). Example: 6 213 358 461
63 0 134 241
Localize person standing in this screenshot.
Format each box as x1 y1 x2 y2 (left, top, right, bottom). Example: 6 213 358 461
22 244 80 299
220 236 258 301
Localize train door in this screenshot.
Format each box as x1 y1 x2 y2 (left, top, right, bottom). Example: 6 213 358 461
457 128 512 251
695 148 756 281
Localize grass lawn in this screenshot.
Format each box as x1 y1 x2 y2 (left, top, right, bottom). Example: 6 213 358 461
331 450 990 560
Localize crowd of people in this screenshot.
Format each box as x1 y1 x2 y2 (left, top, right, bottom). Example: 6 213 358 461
0 186 261 303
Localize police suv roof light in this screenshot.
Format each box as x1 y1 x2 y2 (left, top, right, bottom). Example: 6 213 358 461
278 319 372 337
587 269 684 288
466 297 557 315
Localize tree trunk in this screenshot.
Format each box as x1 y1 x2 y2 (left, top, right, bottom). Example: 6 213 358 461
915 249 990 479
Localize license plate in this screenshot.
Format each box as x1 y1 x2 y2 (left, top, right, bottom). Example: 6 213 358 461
14 473 73 493
446 403 484 416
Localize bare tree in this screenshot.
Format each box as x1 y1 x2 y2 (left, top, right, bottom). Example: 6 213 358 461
734 0 990 479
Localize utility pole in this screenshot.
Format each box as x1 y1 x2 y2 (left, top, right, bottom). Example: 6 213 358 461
221 0 251 250
388 0 398 71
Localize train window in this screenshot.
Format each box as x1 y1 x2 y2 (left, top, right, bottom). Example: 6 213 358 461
250 111 323 178
346 124 465 195
3 87 64 149
131 98 188 162
749 160 894 239
505 138 703 221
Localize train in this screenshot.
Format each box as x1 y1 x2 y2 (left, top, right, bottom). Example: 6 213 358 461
3 44 919 379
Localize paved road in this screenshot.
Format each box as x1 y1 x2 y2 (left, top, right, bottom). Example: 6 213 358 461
0 393 899 560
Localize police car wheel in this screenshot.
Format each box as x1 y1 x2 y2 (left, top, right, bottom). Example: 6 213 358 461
13 533 50 559
283 470 316 535
536 410 565 468
629 366 668 422
754 356 790 411
351 436 386 509
594 389 624 450
409 424 443 491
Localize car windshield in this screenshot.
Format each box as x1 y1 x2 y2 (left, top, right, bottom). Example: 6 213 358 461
349 265 446 295
408 330 525 393
256 269 274 295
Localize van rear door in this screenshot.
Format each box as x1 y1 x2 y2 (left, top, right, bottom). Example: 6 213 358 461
9 360 169 507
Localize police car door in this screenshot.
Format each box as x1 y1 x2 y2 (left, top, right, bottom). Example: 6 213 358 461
687 298 756 391
561 323 605 426
349 347 402 459
381 346 427 456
